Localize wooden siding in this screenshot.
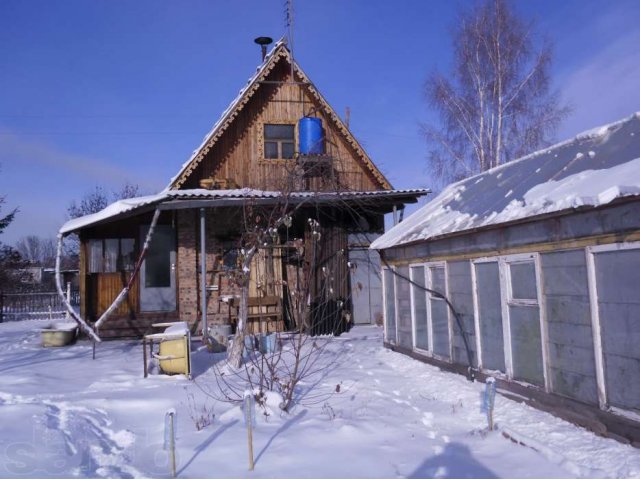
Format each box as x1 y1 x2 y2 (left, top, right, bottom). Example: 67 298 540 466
312 225 350 304
78 212 178 337
182 63 381 193
95 273 139 317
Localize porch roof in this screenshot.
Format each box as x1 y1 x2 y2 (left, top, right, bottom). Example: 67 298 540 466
59 188 429 235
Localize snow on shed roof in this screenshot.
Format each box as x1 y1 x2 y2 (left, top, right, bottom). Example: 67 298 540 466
59 188 428 234
371 112 640 250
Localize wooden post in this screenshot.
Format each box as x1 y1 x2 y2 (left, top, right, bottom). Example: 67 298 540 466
169 412 177 478
65 282 71 319
143 338 148 378
245 394 255 471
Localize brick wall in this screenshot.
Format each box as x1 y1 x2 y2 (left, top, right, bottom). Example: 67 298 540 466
177 210 242 333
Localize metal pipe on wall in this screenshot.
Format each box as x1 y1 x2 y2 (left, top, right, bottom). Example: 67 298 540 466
200 208 207 339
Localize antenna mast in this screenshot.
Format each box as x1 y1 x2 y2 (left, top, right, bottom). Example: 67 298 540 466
285 0 294 82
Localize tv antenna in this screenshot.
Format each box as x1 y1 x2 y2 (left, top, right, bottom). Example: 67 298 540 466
285 0 295 81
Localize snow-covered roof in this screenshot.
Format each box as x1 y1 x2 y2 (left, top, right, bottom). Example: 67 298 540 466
167 38 392 190
60 188 428 234
60 192 167 234
166 38 288 190
371 113 640 250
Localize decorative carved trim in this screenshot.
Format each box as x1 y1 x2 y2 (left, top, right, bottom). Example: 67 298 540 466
172 45 392 190
257 120 298 164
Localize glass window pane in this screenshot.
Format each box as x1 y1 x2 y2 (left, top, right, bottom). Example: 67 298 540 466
510 261 537 301
119 239 135 271
475 262 505 372
104 239 118 273
396 266 412 348
384 269 396 343
265 142 278 159
430 266 446 295
222 241 238 271
145 230 171 288
411 266 428 350
431 298 450 358
594 249 640 410
88 240 103 273
281 142 295 159
509 304 544 385
265 124 294 139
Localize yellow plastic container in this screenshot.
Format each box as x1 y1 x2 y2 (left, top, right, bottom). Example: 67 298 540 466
158 336 191 376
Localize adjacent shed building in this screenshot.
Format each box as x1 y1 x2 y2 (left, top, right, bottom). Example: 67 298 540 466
372 113 640 443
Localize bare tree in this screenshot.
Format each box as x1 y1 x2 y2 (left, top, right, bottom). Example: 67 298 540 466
113 182 140 202
66 186 109 220
423 0 570 187
65 182 142 260
199 155 360 414
15 235 56 267
67 182 141 220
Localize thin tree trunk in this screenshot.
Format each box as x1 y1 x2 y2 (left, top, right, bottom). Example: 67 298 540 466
494 0 504 168
228 281 250 369
227 248 257 369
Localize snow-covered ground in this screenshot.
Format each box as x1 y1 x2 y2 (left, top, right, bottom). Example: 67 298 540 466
1 319 639 478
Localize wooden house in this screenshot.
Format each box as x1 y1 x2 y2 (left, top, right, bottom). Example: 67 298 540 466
371 112 640 444
59 39 426 339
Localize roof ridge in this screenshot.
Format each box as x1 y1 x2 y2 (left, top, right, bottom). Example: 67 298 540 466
167 42 392 190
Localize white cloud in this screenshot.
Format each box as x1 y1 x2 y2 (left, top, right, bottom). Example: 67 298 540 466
0 132 148 187
0 133 162 243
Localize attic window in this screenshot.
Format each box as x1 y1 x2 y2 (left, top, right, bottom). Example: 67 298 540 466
264 124 295 159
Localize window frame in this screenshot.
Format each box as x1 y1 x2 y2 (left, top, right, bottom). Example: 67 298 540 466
409 261 452 361
86 238 137 274
382 266 398 344
409 263 430 355
586 241 640 412
471 253 550 391
258 121 297 162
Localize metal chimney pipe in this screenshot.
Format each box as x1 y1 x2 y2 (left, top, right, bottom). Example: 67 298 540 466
254 36 273 61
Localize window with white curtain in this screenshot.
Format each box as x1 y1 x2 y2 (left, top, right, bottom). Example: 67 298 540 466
87 238 135 273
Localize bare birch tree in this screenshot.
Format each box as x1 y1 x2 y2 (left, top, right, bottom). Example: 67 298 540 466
15 235 56 266
423 0 570 187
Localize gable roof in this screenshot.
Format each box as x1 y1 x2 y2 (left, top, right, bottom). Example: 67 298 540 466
168 39 392 190
371 112 640 250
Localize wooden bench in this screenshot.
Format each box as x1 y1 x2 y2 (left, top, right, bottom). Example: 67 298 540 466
247 296 283 334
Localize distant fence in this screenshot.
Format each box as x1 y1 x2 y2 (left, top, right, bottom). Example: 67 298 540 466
0 285 79 322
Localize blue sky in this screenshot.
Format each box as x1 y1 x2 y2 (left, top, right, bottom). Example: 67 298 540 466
1 0 639 244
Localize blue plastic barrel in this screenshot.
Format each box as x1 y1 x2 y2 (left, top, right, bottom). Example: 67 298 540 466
298 117 324 155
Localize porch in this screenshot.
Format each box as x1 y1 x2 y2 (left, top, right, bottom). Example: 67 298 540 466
68 189 426 339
